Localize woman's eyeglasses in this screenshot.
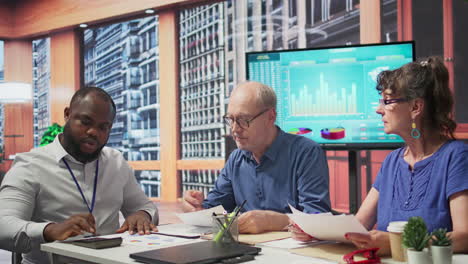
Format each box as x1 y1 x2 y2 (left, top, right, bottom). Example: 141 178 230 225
378 98 408 109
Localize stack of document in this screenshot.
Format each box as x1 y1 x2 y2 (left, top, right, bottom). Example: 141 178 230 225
154 205 226 238
287 205 368 242
175 205 225 227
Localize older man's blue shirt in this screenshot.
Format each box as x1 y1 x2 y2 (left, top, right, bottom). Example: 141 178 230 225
202 128 331 214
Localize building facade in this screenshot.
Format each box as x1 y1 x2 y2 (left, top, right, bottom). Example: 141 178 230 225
32 38 51 147
83 16 162 197
179 3 226 195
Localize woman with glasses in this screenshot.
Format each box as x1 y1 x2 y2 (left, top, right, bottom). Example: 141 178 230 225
291 57 468 254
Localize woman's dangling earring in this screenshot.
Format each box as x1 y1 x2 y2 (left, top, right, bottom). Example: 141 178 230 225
411 120 421 139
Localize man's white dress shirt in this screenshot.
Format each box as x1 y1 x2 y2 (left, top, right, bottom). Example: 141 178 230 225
0 135 158 263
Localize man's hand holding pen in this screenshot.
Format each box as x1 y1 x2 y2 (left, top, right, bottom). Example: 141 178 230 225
43 213 96 242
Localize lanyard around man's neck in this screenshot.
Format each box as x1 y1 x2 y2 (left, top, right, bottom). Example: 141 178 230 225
62 158 99 214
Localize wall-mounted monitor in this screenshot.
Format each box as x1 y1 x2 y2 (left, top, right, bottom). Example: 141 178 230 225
246 41 415 150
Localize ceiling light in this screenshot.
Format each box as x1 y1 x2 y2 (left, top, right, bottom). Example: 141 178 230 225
145 9 155 14
0 82 33 103
79 23 88 28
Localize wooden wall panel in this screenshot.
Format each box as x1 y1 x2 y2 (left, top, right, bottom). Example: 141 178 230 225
159 10 180 201
50 30 81 125
11 0 214 39
397 0 413 41
128 161 161 171
3 104 34 155
176 159 225 170
4 40 32 82
455 124 468 139
360 0 381 44
0 5 13 38
2 41 33 172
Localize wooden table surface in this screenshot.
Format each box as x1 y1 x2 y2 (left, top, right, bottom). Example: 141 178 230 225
154 200 184 225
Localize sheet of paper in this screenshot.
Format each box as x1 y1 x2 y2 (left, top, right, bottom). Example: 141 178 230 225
97 232 193 249
155 223 212 238
290 242 358 263
62 232 194 250
176 205 225 227
259 237 329 249
287 204 368 242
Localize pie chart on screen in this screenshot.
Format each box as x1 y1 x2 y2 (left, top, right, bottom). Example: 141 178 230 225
288 128 313 135
320 127 346 140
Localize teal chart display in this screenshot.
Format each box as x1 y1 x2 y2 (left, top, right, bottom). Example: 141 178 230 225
246 42 415 149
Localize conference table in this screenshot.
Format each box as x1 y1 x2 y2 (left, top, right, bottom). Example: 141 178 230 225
40 201 468 264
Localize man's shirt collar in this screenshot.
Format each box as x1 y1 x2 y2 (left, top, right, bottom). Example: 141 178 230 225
240 126 285 162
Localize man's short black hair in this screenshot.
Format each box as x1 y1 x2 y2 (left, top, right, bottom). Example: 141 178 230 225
69 86 116 117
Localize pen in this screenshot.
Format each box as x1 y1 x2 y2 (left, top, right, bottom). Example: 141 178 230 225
212 212 235 242
214 200 246 242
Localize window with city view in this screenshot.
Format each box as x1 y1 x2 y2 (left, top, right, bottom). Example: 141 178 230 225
32 38 51 147
83 16 160 162
83 15 161 197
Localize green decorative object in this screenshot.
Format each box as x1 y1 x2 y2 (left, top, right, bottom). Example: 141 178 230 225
431 228 452 247
402 216 431 251
39 123 64 146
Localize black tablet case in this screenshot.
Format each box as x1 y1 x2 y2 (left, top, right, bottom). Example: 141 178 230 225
129 241 261 264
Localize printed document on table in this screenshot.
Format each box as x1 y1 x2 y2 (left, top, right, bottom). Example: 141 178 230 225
176 205 226 227
287 204 368 242
68 232 193 250
154 223 212 238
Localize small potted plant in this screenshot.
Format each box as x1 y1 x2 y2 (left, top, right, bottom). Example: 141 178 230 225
402 217 432 264
431 228 452 264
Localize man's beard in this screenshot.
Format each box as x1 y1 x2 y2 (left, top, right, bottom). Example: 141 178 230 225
63 123 105 163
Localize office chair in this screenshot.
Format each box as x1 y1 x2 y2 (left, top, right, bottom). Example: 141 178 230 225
11 252 22 264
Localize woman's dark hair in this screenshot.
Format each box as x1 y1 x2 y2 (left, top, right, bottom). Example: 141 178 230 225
376 56 456 139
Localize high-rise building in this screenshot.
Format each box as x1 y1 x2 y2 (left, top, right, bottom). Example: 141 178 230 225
179 3 226 161
179 3 226 194
32 38 51 147
83 16 161 197
84 17 160 161
224 0 366 94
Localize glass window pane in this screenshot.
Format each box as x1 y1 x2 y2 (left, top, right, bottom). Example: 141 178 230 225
136 170 161 197
83 15 160 162
180 169 220 198
381 0 398 43
32 38 51 147
179 3 226 160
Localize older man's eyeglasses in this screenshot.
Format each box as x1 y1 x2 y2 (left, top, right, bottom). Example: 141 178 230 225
379 98 408 109
223 108 270 129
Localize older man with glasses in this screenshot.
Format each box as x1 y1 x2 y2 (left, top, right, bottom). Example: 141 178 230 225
183 81 331 234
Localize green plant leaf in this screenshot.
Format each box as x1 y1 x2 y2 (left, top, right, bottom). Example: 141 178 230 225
402 217 429 251
431 228 452 246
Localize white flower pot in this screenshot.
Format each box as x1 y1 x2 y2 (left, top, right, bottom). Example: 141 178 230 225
431 245 452 264
407 248 432 264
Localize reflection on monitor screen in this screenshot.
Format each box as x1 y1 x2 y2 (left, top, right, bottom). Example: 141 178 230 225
246 42 415 149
